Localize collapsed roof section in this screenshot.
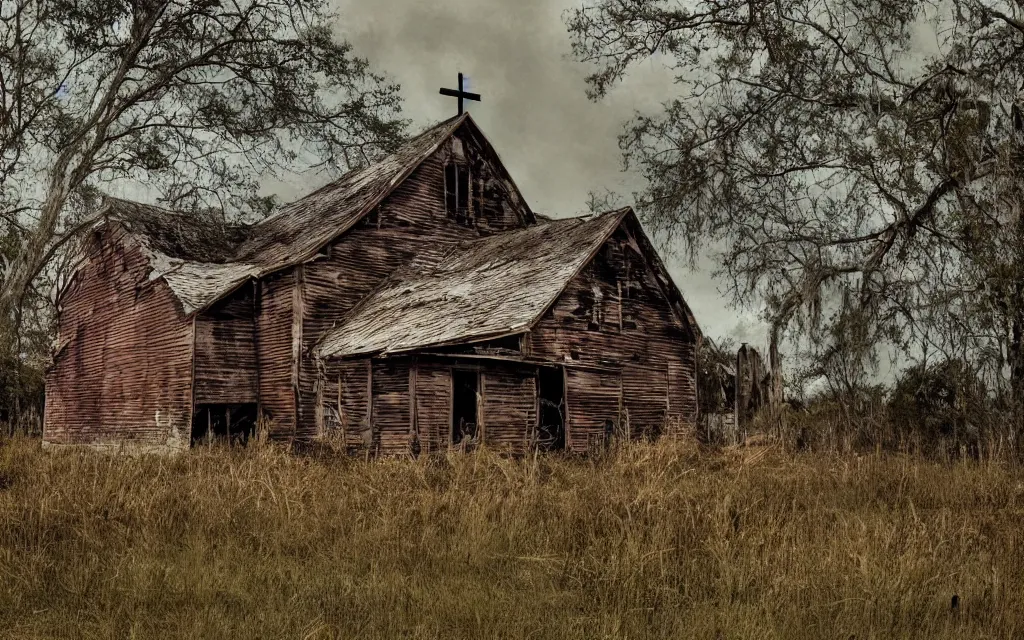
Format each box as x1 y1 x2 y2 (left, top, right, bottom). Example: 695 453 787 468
97 198 260 315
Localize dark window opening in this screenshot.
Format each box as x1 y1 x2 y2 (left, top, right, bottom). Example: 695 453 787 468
536 367 565 451
445 163 473 226
191 403 257 446
452 369 478 446
621 258 641 330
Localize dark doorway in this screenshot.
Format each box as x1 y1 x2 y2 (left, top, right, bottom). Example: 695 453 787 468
452 370 478 446
191 403 257 446
537 366 566 451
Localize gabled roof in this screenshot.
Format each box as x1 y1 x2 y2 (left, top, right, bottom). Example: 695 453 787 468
92 113 531 315
315 207 702 359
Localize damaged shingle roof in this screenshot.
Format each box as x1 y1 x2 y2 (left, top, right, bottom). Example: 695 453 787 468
100 114 469 314
100 198 260 315
103 198 248 263
232 114 467 267
315 209 630 359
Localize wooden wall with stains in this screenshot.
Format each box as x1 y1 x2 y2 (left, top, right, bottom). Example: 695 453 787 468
44 226 193 449
413 360 452 453
531 225 698 443
481 368 536 452
255 269 295 438
371 359 411 455
294 126 533 440
565 367 622 452
194 284 257 405
318 355 540 455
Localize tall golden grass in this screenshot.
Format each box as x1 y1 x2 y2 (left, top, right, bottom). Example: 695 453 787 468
0 436 1022 639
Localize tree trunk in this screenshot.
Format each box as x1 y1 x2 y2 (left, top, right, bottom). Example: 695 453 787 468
768 322 785 441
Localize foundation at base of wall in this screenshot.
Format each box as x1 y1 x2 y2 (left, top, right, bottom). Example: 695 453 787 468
40 439 187 456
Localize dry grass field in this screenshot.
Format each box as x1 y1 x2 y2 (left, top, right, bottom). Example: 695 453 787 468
0 436 1022 639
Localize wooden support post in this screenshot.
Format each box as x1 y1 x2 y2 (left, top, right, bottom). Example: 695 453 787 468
409 359 419 455
338 373 347 447
477 370 485 447
617 280 623 332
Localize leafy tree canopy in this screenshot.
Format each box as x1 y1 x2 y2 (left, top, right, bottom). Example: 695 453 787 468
0 0 406 329
567 0 1024 398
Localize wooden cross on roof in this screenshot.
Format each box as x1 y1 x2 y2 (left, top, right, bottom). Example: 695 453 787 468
439 72 481 116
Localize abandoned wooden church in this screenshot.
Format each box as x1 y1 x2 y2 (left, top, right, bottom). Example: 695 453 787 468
43 113 702 454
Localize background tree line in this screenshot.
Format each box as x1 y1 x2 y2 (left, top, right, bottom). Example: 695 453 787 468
568 0 1024 457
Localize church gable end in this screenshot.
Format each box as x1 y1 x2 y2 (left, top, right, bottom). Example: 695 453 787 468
436 123 533 233
529 221 698 437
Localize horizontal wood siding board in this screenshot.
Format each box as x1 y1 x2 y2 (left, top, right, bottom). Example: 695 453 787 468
256 269 295 438
44 228 192 448
371 359 411 455
481 369 536 453
320 358 371 448
194 287 257 404
566 368 621 453
414 362 452 453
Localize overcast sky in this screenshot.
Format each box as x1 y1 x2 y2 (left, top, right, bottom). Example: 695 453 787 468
312 0 767 347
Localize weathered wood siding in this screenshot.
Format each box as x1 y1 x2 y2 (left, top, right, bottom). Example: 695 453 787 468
531 225 697 438
667 343 698 432
414 361 452 453
371 359 411 455
294 126 532 439
44 228 193 449
194 284 256 404
319 358 371 449
256 269 295 438
481 369 536 452
565 368 621 452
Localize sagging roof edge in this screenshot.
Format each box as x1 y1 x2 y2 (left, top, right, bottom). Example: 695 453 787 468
316 327 530 361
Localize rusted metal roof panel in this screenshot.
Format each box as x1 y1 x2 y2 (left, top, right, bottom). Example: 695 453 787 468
315 209 629 359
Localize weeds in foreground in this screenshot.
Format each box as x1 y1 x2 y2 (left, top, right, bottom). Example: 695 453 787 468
0 437 1022 639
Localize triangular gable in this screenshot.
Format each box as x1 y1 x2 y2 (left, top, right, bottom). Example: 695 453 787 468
521 207 701 342
195 113 534 314
614 210 702 341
